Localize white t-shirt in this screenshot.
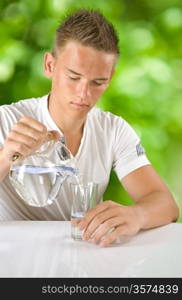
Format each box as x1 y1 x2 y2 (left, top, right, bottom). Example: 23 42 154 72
0 94 150 220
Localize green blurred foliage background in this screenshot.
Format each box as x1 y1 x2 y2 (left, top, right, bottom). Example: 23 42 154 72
0 0 182 220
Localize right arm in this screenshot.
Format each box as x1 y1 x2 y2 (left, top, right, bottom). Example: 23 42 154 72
0 116 60 182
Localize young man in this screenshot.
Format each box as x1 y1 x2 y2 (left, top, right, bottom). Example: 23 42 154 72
0 9 179 247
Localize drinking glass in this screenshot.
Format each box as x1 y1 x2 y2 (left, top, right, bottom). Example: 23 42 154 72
70 182 98 240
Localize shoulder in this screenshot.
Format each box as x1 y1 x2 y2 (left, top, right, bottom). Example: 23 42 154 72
0 95 47 120
89 107 124 125
0 95 46 112
89 107 128 131
89 107 139 143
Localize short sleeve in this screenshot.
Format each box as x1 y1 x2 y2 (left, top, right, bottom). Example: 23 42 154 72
0 105 18 148
112 118 150 180
0 109 7 148
0 101 28 148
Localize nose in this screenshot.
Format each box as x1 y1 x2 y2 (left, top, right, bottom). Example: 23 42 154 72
77 81 90 100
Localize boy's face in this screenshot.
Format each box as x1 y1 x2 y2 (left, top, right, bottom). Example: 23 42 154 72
44 40 117 117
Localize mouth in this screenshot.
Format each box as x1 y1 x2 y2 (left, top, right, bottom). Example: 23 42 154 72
70 102 90 109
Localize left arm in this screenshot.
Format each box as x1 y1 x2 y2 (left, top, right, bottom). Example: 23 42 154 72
121 165 179 229
78 165 179 247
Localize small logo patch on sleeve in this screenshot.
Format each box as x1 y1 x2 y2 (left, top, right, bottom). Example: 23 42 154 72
136 142 145 156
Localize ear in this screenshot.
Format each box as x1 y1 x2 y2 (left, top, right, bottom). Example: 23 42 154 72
43 52 56 78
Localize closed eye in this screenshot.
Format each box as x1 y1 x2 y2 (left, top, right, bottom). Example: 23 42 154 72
93 81 105 86
69 76 105 86
69 76 80 81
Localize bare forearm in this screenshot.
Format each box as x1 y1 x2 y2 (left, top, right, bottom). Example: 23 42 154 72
134 191 179 230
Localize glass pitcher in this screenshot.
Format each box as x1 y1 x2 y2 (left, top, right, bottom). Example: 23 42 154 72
9 137 78 207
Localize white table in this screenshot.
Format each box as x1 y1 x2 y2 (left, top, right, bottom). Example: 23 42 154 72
0 221 181 278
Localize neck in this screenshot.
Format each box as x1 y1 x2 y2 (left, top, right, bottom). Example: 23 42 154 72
48 94 86 136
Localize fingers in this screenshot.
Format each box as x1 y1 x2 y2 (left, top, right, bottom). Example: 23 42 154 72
45 130 61 143
11 117 47 141
3 139 31 162
3 116 60 162
8 131 37 148
82 207 118 239
18 117 61 141
79 200 116 230
77 201 141 247
16 116 47 133
83 216 125 243
99 225 128 247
